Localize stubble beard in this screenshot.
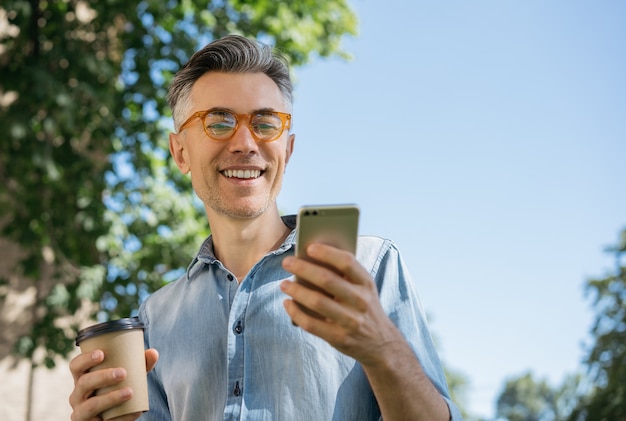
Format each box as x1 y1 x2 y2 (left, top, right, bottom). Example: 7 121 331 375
194 179 280 220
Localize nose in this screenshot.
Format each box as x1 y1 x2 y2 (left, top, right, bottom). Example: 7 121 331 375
227 123 259 154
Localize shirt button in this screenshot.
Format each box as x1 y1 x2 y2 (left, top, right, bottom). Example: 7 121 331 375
234 320 243 334
227 274 234 281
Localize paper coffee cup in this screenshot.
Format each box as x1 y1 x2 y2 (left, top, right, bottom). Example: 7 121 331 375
76 317 149 420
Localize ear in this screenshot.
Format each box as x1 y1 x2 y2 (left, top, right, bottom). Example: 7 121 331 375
284 133 295 168
169 132 191 174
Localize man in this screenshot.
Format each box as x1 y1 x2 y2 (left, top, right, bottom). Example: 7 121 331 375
69 35 462 420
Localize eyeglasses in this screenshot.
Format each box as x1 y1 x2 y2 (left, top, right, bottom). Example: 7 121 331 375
178 108 292 142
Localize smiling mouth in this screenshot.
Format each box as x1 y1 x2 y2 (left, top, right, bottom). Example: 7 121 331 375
221 169 262 179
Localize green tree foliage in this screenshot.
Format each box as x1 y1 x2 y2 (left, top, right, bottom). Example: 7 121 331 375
495 371 583 421
496 371 557 421
0 0 356 366
569 229 626 421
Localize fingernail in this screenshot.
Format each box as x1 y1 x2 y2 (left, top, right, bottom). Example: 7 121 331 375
91 350 102 361
119 387 132 399
113 368 125 380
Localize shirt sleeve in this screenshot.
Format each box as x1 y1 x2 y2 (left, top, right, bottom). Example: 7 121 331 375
137 303 172 421
360 236 464 420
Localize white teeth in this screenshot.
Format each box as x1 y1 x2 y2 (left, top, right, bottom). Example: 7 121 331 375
223 169 261 179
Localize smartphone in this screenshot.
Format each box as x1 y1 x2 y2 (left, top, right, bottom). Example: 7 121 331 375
294 204 360 318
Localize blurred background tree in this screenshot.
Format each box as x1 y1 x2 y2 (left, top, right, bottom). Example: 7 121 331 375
495 371 584 421
492 228 626 421
568 229 626 421
0 0 357 369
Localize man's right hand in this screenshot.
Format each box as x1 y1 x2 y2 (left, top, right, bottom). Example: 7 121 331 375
69 348 159 421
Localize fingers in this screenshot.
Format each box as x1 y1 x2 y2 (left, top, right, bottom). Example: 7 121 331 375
282 297 330 333
302 243 366 285
69 350 104 384
281 243 400 363
69 350 133 421
146 348 159 372
282 244 374 309
281 247 379 331
70 385 133 421
69 364 127 406
281 277 352 323
282 274 402 365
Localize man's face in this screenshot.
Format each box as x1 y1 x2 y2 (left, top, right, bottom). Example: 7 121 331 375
169 72 295 220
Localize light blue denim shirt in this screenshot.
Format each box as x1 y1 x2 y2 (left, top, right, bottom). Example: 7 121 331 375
138 215 462 420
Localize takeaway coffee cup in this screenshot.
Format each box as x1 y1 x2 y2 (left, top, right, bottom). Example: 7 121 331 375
76 317 149 420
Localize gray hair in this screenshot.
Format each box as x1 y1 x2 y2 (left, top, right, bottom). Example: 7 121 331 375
167 35 293 131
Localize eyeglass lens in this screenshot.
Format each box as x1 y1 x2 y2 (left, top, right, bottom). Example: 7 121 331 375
204 110 285 141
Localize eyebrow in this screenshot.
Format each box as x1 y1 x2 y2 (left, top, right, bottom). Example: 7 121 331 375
208 107 279 114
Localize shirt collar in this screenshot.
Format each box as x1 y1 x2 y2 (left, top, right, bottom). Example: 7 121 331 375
188 214 297 274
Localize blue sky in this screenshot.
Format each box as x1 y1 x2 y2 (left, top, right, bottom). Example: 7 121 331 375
277 0 626 418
